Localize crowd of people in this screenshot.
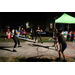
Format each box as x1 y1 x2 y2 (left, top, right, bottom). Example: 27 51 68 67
6 28 29 39
5 27 34 52
5 26 70 61
5 26 44 52
61 30 75 42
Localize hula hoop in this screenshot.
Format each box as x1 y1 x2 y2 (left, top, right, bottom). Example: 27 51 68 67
57 42 75 57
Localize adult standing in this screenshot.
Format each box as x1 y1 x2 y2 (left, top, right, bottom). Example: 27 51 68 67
11 28 14 39
30 28 34 40
69 31 72 41
12 28 22 52
34 26 43 43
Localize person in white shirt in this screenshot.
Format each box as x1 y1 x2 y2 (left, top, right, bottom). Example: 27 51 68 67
12 29 15 36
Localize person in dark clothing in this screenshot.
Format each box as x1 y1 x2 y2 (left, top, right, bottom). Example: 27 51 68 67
52 27 58 47
56 32 67 60
71 32 74 42
34 26 43 43
30 28 34 40
12 29 22 52
67 33 70 41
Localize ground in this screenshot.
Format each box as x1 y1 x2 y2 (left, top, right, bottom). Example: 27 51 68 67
0 40 75 62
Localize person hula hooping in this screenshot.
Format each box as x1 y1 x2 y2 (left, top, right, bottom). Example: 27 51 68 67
56 32 67 60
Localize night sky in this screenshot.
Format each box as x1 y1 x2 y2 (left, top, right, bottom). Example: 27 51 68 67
0 12 75 25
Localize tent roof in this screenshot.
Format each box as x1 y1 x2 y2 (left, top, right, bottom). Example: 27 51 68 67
55 13 75 24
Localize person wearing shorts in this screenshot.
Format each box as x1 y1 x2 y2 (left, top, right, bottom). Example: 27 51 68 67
56 32 67 60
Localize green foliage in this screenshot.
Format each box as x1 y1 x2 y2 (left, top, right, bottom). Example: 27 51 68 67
0 57 9 62
0 37 25 42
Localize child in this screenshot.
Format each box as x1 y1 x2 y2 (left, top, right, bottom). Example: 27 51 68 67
56 32 67 61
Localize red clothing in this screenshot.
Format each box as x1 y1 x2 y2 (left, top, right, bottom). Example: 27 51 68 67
22 31 27 34
7 32 11 39
69 31 72 34
6 30 11 34
6 31 11 39
74 32 75 35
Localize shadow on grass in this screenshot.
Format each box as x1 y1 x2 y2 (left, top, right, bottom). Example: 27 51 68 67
15 57 54 62
0 56 68 62
14 56 67 62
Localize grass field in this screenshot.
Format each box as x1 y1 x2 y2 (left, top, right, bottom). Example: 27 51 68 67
0 36 54 42
0 37 26 42
0 57 75 62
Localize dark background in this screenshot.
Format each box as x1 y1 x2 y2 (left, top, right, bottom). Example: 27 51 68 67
0 12 75 33
0 12 75 24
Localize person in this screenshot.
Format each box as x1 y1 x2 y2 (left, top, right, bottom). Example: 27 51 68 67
6 29 11 39
20 29 23 35
56 32 67 61
30 28 34 40
7 31 11 39
22 29 27 38
71 31 74 42
12 29 15 36
34 26 43 43
73 31 75 42
69 31 72 41
67 32 70 41
55 36 59 51
52 27 58 47
12 28 22 52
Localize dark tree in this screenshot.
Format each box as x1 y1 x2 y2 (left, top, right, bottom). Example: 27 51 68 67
45 12 53 32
